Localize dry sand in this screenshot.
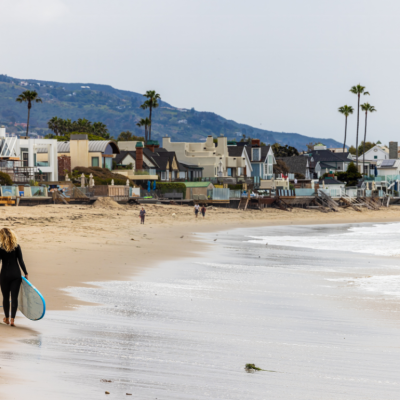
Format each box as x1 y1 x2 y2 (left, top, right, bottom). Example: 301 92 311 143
1 200 400 346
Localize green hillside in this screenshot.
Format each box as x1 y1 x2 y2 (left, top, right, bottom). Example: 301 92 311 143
0 74 343 151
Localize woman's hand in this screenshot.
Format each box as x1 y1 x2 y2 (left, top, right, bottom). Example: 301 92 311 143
25 274 29 280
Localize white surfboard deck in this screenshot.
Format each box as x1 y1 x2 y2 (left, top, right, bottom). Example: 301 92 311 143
18 277 46 321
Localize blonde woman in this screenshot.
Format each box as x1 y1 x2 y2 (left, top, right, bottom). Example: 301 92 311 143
0 228 28 327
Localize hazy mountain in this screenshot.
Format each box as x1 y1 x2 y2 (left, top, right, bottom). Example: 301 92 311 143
0 74 343 150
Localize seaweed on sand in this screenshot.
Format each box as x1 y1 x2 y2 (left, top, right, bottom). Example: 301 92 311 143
245 364 276 373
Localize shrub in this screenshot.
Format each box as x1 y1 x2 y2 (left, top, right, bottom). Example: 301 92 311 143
156 182 186 199
0 171 13 185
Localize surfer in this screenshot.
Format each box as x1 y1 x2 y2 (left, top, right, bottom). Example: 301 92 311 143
0 228 28 327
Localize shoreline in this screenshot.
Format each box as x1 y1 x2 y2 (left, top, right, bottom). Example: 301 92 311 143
1 204 400 397
0 204 400 348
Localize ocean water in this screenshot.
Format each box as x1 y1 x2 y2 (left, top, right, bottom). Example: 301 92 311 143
2 223 400 399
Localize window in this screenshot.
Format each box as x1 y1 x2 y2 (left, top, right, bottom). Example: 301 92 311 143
22 152 29 167
91 157 99 167
268 155 273 164
252 148 260 161
34 153 37 167
374 155 377 159
227 168 232 176
161 171 166 181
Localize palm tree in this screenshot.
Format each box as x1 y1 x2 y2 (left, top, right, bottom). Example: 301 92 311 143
360 103 377 175
92 122 110 139
140 90 161 141
48 116 63 136
349 84 370 171
136 118 151 143
338 105 354 152
16 90 42 137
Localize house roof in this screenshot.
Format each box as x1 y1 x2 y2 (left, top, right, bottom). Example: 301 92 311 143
377 159 400 168
227 147 245 157
244 145 271 162
306 149 350 163
184 182 212 188
320 177 345 185
41 140 120 154
114 150 136 164
277 156 308 175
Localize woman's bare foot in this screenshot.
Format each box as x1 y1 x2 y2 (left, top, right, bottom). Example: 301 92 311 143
3 317 9 325
10 318 15 327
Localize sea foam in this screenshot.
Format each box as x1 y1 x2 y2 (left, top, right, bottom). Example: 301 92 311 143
247 223 400 257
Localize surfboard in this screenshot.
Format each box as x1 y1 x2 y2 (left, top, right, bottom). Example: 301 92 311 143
18 277 46 321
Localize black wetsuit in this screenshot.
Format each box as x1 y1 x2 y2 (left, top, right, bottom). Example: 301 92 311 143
0 245 27 319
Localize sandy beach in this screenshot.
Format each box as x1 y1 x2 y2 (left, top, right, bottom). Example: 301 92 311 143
1 201 400 344
1 202 400 398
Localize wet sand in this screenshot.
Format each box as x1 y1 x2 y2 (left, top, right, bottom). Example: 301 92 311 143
2 219 400 398
1 203 400 398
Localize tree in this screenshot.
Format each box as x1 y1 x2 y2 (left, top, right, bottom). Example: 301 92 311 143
349 84 370 170
0 171 12 185
47 117 110 138
140 90 161 141
136 118 151 143
348 145 357 155
271 143 299 157
15 90 42 137
360 103 377 175
338 105 354 152
273 159 289 175
335 162 362 187
117 131 144 141
306 142 318 152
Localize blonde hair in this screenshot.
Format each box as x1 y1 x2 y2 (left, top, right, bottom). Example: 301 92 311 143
0 228 18 252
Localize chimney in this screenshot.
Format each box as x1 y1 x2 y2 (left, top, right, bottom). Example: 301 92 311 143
389 141 398 159
145 140 159 153
136 142 143 170
251 139 261 147
0 126 5 138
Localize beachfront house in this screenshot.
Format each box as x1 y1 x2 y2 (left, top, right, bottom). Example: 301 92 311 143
305 144 353 178
357 144 389 162
115 141 201 182
162 135 252 179
277 156 311 179
240 139 276 180
54 134 120 171
0 125 58 182
376 159 400 177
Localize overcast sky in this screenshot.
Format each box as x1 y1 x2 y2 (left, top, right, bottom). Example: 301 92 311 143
1 0 399 144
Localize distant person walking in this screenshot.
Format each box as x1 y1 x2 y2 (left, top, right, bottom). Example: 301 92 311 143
139 207 146 224
201 205 206 218
0 228 28 327
194 203 200 218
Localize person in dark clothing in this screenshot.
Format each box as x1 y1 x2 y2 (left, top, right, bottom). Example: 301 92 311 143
201 205 206 218
0 228 28 327
139 207 146 224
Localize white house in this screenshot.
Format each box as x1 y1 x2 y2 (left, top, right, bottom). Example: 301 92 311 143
0 126 58 181
376 159 400 177
357 145 389 162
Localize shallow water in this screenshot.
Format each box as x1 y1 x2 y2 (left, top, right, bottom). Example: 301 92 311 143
2 223 400 399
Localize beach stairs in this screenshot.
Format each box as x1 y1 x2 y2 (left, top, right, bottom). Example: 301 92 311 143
339 194 362 212
52 191 70 205
362 197 381 210
382 195 390 207
316 190 339 212
238 193 251 210
274 196 292 212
